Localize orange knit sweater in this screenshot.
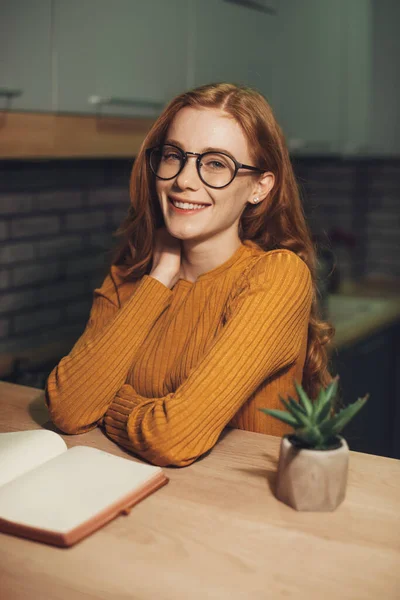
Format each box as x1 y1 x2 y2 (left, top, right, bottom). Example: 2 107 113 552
46 242 312 467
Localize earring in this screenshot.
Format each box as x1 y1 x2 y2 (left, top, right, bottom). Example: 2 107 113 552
253 197 260 204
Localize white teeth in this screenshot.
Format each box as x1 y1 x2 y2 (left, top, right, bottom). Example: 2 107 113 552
172 199 208 210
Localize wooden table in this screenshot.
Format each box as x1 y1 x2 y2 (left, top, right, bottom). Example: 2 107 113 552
0 381 399 600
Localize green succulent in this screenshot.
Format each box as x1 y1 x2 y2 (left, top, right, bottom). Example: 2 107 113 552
258 377 368 450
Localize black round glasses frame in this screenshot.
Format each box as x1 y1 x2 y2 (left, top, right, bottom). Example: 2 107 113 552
145 144 265 189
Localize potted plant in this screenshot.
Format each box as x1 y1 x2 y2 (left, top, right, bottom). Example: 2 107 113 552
259 377 368 512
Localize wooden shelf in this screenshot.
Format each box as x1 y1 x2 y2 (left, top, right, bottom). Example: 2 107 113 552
0 111 155 159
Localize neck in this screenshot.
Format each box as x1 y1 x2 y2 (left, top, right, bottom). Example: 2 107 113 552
180 233 242 282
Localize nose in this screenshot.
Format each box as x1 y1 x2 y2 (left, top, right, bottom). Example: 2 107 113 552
175 155 201 190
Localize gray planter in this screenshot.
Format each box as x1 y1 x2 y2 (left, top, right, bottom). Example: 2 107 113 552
276 434 350 511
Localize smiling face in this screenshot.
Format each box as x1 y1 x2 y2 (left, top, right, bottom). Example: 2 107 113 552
155 107 273 249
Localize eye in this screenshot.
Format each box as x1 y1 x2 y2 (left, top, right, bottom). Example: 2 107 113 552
210 160 226 170
161 146 183 163
162 150 181 162
202 156 229 170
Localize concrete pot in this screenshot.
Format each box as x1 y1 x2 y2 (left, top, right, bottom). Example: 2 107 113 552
275 434 349 511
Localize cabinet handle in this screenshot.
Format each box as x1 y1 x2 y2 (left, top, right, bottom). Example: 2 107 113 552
0 88 22 110
287 139 335 154
0 88 22 98
224 0 276 15
88 95 163 115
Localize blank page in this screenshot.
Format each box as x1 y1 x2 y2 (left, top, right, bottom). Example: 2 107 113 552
0 430 67 487
0 446 164 533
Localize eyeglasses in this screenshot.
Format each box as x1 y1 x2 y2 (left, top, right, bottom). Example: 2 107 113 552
146 144 265 189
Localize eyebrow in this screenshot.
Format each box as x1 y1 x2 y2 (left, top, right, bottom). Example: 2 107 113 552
164 138 235 158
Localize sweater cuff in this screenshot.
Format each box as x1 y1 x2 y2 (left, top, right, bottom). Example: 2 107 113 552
103 385 146 450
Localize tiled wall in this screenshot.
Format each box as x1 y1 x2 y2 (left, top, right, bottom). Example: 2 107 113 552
0 157 399 386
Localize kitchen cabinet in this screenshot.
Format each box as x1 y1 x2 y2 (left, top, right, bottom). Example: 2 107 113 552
277 0 372 155
277 0 400 157
0 0 53 112
191 0 279 110
277 0 344 154
332 321 400 459
54 0 189 117
340 0 373 155
2 0 398 159
369 0 400 156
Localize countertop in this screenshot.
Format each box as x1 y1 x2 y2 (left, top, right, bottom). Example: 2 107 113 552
328 290 400 350
0 381 399 600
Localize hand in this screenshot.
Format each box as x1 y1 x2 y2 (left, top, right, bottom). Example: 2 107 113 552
150 228 182 289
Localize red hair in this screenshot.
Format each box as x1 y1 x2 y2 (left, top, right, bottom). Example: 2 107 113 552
113 83 335 401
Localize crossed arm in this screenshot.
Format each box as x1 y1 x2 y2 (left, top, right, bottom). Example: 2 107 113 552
46 252 312 467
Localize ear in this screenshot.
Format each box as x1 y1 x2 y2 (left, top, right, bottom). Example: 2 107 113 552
247 171 275 205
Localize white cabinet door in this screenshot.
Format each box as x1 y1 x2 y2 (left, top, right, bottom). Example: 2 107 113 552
277 0 373 156
0 0 52 112
277 0 345 154
191 0 280 113
341 0 373 155
370 0 400 156
54 0 189 117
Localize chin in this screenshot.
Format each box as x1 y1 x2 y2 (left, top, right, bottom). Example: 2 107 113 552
164 220 207 241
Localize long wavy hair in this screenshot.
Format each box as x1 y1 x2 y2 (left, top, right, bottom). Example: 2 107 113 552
113 83 335 402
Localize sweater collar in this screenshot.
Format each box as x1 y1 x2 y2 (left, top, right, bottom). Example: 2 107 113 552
176 241 257 286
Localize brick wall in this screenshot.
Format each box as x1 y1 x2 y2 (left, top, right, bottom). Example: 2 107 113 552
294 159 358 281
365 163 400 278
293 158 400 281
0 156 399 387
0 159 132 386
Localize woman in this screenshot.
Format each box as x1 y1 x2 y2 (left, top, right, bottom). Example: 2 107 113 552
46 83 334 467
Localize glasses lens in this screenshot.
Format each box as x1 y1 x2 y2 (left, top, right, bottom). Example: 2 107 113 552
150 145 183 179
199 153 236 187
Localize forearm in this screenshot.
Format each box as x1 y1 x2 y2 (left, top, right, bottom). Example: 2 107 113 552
104 386 219 467
46 276 172 434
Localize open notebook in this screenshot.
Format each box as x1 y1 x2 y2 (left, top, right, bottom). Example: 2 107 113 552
0 430 168 547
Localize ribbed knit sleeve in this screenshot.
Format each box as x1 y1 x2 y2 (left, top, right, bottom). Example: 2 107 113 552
103 251 312 467
45 273 172 434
